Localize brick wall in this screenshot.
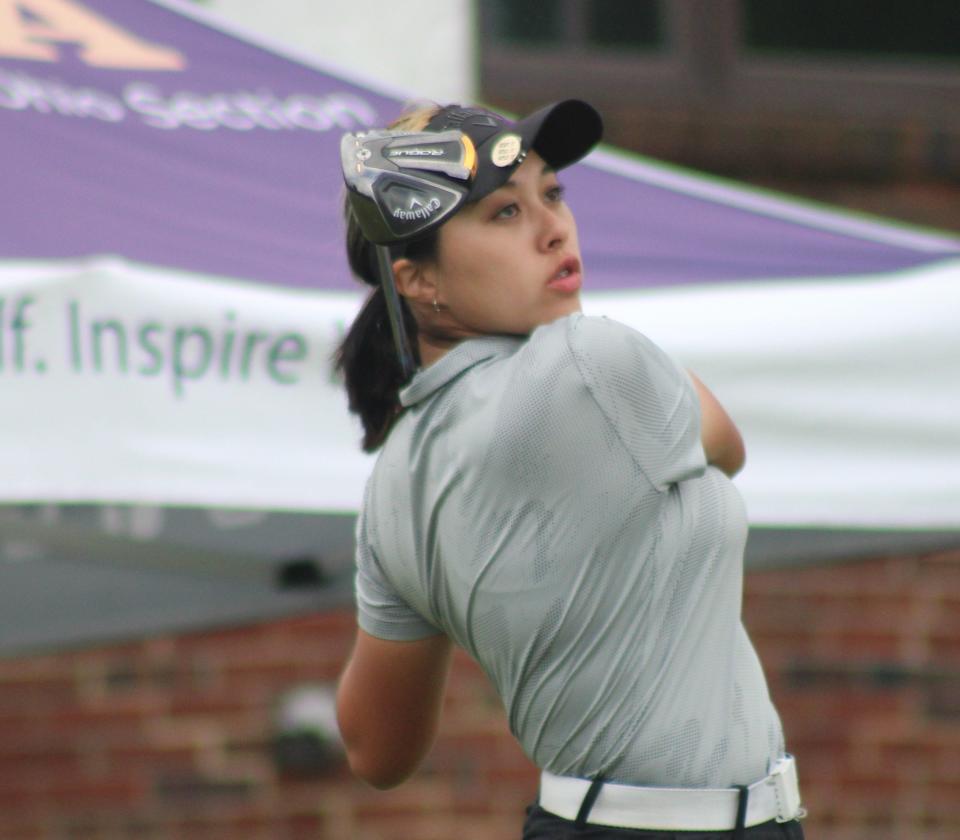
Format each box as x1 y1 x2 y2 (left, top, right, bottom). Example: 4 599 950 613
746 550 960 839
1 549 959 839
0 610 535 840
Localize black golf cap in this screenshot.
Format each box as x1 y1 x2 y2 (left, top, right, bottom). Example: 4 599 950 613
341 99 603 246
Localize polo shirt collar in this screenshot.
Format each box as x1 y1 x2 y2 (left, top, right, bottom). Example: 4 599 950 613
400 335 523 407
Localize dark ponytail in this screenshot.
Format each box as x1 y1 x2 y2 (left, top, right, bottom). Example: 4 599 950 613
334 202 436 452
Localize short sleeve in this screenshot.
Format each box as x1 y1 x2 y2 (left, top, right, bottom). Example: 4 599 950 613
353 495 441 641
568 315 707 491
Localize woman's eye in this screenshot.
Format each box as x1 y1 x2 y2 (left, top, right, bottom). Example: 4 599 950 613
494 203 519 220
546 184 566 203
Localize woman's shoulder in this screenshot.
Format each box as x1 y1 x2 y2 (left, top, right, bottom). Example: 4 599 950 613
545 314 694 412
527 312 641 349
527 313 662 376
572 312 656 351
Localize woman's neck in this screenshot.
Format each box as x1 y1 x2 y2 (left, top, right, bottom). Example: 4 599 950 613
417 332 462 368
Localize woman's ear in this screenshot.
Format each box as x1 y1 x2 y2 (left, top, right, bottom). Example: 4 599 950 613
393 258 437 307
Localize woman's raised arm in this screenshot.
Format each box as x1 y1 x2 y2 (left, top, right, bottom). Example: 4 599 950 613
687 371 746 478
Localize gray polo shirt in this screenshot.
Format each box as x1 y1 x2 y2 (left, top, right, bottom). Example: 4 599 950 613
354 313 784 788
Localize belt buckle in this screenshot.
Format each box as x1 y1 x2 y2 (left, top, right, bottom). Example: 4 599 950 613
767 755 806 822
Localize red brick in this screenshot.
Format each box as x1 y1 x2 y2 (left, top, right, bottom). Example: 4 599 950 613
45 778 145 808
929 637 960 660
279 813 325 838
0 823 44 840
167 694 261 718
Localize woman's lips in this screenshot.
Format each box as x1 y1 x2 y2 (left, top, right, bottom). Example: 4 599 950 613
547 257 582 293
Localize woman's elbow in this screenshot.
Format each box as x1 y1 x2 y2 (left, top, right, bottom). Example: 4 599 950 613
718 430 746 477
699 416 745 477
337 703 420 789
344 744 417 789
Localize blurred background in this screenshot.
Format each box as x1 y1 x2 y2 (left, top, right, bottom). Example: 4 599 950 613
195 0 960 234
1 1 959 839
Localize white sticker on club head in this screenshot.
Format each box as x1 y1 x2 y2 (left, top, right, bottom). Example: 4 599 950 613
490 133 522 167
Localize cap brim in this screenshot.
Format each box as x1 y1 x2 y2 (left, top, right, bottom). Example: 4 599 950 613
465 99 602 202
517 99 603 170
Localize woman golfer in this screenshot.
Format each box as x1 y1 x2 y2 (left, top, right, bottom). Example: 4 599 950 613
334 99 805 839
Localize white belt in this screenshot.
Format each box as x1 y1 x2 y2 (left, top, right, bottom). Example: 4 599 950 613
539 755 804 831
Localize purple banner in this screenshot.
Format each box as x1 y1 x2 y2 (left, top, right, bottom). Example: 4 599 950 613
2 0 956 292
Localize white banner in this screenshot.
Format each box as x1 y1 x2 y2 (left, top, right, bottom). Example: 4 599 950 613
1 257 373 511
3 256 959 528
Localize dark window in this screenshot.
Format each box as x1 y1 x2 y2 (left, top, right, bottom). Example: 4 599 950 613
743 0 960 60
490 0 565 44
587 0 662 48
488 0 664 50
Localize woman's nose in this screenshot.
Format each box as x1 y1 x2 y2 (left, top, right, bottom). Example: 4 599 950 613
537 206 568 252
